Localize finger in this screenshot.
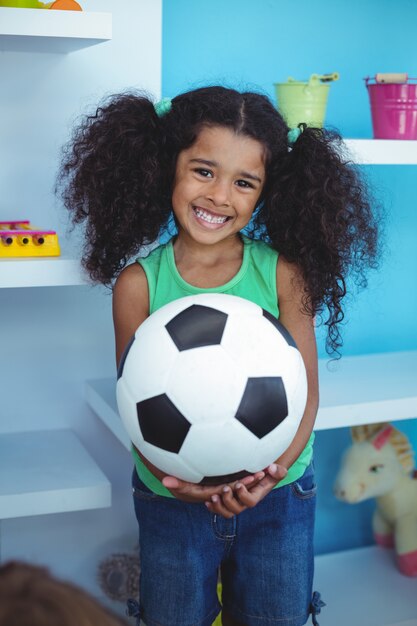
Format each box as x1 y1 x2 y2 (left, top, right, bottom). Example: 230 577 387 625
208 491 237 519
243 474 279 503
220 486 247 515
234 482 259 508
162 479 225 505
205 494 231 517
239 470 265 486
266 463 288 482
163 476 220 496
162 476 183 489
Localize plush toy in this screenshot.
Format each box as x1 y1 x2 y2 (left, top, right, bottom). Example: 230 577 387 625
334 422 417 576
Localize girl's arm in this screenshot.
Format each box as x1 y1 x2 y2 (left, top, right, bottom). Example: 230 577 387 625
113 263 150 369
205 256 318 518
113 265 268 502
272 255 319 468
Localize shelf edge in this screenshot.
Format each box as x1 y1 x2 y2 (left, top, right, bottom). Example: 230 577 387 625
0 8 112 41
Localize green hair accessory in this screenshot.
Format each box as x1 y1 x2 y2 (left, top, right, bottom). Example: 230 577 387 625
154 97 172 117
287 123 307 146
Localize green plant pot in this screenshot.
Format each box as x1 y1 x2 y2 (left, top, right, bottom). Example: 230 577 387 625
0 1 52 8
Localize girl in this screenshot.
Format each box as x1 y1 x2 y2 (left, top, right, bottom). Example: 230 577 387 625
58 86 380 626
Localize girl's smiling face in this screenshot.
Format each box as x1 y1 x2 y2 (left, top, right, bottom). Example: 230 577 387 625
172 125 266 246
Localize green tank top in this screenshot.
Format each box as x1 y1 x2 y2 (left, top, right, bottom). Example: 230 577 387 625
133 235 314 496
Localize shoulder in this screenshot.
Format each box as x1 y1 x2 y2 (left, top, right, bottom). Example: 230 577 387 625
113 262 148 299
113 262 149 319
276 255 305 304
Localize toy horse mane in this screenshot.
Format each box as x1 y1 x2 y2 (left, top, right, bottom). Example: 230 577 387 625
351 422 415 474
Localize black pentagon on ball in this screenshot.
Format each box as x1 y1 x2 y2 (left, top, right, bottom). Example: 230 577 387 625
165 304 227 351
200 469 251 486
235 377 288 438
262 309 297 348
136 394 191 453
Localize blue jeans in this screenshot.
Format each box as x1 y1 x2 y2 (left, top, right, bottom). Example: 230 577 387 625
131 463 321 626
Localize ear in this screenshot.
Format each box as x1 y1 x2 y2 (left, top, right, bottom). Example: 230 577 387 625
351 426 363 443
372 425 394 450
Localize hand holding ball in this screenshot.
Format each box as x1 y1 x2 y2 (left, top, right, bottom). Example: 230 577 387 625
116 294 307 484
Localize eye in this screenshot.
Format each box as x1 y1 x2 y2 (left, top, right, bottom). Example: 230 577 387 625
236 179 255 189
369 464 384 473
193 168 213 178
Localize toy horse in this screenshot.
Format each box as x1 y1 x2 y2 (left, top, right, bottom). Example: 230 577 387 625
334 422 417 576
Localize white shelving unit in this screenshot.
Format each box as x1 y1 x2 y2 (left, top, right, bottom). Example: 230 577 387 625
0 256 87 288
0 430 111 520
0 11 112 525
0 7 112 52
1 2 415 604
344 138 417 165
315 546 417 626
316 350 417 429
86 378 130 450
84 350 417 451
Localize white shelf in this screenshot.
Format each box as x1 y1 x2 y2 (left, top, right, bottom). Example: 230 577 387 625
0 256 86 288
86 378 130 450
0 429 111 519
0 7 112 52
85 350 417 447
344 139 417 164
315 546 417 625
316 350 417 430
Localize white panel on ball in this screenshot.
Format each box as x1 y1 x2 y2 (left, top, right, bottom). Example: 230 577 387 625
138 439 203 483
165 346 248 425
122 326 179 401
221 312 290 376
180 419 258 477
250 417 302 473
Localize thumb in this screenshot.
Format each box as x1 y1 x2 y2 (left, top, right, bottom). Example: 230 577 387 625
162 476 182 489
267 463 288 480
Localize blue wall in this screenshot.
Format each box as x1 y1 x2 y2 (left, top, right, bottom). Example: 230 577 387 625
162 0 417 554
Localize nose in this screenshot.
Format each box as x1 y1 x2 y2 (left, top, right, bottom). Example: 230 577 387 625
206 178 231 207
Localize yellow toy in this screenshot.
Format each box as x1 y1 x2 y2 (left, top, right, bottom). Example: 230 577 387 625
212 584 222 625
0 221 61 258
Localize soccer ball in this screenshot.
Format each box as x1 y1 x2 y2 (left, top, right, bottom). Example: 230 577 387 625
116 293 307 484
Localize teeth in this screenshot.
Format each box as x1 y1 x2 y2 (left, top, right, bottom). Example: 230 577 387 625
194 208 228 224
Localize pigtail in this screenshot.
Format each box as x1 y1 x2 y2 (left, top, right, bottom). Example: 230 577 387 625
260 127 381 356
57 93 171 285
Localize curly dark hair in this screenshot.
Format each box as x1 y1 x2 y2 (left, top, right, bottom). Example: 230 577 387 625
57 86 381 356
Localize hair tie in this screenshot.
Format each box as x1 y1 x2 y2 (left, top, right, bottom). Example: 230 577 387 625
154 97 172 117
287 123 307 146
